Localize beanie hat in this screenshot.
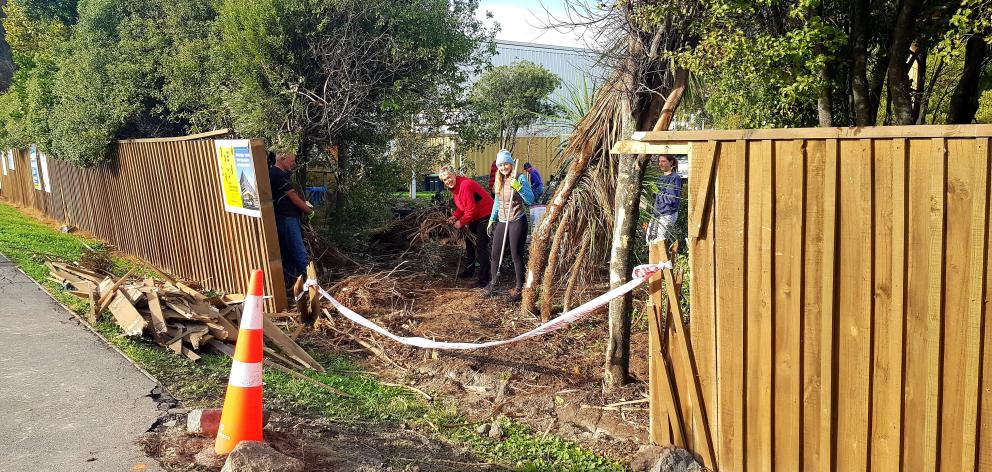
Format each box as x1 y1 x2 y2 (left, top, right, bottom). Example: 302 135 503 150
496 149 514 166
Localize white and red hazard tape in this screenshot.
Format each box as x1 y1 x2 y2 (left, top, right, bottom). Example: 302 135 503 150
299 262 671 350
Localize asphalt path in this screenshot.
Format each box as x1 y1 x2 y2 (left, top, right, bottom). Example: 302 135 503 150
0 254 163 471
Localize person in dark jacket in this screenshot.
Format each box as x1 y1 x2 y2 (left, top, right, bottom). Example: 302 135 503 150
523 162 544 200
269 152 314 286
440 165 494 287
646 154 683 244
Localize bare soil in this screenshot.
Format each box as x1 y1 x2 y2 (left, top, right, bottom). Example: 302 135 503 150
304 244 654 464
140 414 503 471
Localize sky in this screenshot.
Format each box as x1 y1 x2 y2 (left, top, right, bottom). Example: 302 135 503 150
476 0 597 49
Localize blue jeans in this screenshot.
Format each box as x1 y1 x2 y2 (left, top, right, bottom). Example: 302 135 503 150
276 215 308 285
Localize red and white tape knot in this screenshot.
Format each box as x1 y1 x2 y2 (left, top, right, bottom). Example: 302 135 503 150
631 261 672 279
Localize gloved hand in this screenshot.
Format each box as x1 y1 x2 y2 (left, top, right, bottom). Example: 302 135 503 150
510 178 522 192
487 220 496 237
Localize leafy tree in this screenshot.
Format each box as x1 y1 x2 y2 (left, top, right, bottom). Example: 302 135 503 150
215 0 492 154
675 0 991 128
458 60 561 152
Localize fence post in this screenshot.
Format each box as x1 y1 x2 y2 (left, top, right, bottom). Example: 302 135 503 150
249 139 288 311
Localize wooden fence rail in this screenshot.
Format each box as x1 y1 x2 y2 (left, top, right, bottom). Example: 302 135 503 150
626 124 992 471
0 137 287 311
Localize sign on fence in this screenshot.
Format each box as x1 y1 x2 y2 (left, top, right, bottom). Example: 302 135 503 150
6 150 13 170
29 146 42 191
1 151 7 176
40 152 51 193
214 139 261 218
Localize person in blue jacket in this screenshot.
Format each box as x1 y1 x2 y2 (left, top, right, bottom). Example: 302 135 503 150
646 154 683 244
484 149 534 301
523 162 544 200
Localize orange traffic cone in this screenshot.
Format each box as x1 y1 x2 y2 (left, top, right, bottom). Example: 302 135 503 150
214 269 266 454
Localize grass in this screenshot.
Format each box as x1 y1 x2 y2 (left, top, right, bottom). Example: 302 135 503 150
0 201 626 471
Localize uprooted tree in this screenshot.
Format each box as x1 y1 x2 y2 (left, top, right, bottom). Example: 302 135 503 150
520 0 698 388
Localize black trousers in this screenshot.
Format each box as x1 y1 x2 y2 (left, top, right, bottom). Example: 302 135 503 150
490 217 527 289
464 219 492 284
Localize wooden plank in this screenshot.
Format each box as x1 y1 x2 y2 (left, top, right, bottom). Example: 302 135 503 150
979 137 992 472
903 138 945 472
608 140 690 156
688 141 719 239
773 139 804 469
819 138 839 472
261 315 324 372
107 292 148 336
939 138 988 472
745 139 774 472
95 267 137 313
713 139 745 471
801 139 826 470
116 128 231 143
145 279 167 335
648 242 680 445
834 139 873 471
870 138 906 470
657 247 715 467
633 123 992 142
250 138 288 311
687 141 718 462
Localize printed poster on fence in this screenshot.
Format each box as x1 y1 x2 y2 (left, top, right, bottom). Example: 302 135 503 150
214 139 261 218
29 145 42 191
6 150 13 170
40 152 51 193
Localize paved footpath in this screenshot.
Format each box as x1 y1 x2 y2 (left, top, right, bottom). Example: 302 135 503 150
0 254 163 472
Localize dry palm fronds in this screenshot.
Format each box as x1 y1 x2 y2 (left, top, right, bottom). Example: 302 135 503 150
370 206 474 249
406 208 476 246
525 71 628 319
327 265 417 312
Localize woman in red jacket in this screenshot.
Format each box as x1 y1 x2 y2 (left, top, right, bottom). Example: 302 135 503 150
439 165 494 288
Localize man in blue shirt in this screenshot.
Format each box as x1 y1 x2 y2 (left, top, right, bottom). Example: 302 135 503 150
523 162 544 201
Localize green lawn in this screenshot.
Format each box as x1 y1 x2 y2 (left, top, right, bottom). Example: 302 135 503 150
0 201 624 471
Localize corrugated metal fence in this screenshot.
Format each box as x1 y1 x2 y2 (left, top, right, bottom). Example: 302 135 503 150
636 124 992 471
0 135 287 311
462 136 564 180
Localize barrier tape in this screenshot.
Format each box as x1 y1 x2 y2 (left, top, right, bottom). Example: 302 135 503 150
295 262 670 350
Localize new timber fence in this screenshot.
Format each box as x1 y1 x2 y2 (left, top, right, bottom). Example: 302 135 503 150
0 132 288 311
623 124 992 471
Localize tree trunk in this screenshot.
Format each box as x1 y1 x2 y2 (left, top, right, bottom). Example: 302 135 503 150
868 48 889 124
947 35 988 124
520 135 600 315
605 150 648 387
885 0 925 125
851 0 872 125
604 67 687 389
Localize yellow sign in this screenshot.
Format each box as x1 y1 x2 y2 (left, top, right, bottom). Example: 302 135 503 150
214 140 261 218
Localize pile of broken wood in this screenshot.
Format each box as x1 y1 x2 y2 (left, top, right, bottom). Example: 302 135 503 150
46 261 330 380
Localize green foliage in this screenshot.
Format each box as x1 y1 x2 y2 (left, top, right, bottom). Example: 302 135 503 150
977 90 992 123
673 1 846 128
458 60 561 150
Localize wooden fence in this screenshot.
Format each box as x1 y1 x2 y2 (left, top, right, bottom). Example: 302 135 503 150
0 134 288 311
625 124 992 471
